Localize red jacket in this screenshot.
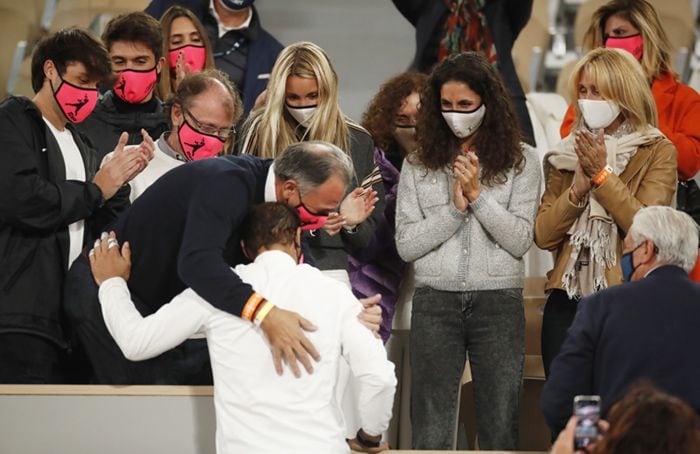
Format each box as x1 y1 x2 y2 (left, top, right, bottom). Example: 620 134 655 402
560 71 700 180
560 71 700 281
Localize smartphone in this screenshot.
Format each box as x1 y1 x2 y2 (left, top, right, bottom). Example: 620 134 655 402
573 395 601 450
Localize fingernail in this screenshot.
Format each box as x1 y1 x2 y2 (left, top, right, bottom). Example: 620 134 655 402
101 232 108 240
94 239 101 248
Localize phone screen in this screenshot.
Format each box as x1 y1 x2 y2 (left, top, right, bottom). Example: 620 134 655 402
573 395 601 450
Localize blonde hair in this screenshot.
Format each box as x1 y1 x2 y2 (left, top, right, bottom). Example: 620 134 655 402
570 48 658 133
583 0 674 81
157 6 216 101
239 41 362 158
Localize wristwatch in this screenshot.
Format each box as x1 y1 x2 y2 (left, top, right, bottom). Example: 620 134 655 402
355 429 381 448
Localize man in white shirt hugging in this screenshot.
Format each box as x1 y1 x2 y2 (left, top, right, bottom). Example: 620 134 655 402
89 202 396 453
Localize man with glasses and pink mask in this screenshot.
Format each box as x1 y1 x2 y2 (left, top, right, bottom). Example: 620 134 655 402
114 69 241 201
77 12 170 165
0 28 154 384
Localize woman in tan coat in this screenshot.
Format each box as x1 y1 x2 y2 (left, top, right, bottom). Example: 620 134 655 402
535 48 677 376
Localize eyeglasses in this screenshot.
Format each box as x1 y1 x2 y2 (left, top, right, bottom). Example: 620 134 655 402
298 189 331 216
183 107 236 140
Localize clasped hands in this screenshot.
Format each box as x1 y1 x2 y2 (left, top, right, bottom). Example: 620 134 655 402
94 130 155 200
571 129 608 204
452 151 481 212
323 187 379 236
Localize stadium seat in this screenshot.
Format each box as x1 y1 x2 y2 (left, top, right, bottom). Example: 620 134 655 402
512 0 550 92
51 0 150 32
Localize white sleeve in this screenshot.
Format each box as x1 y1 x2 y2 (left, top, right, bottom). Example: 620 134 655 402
339 299 397 437
98 277 213 361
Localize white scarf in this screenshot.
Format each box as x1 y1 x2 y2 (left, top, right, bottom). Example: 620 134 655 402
544 125 665 298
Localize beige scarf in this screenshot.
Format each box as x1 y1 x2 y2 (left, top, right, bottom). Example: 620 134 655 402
544 125 664 298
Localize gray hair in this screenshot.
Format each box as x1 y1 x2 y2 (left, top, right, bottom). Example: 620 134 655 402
628 206 699 272
273 141 354 195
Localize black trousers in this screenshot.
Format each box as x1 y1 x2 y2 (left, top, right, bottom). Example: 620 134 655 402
63 255 212 385
541 289 579 378
0 333 64 383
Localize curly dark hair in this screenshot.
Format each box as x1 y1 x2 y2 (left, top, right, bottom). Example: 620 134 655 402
593 381 700 454
361 72 427 157
413 52 524 185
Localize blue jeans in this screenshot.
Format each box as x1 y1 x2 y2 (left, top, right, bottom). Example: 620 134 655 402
410 287 525 450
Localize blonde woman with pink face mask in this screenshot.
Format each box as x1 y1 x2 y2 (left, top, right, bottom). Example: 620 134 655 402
561 0 700 184
157 6 216 100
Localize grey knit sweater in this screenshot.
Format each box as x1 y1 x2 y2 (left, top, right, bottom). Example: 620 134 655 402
395 145 541 291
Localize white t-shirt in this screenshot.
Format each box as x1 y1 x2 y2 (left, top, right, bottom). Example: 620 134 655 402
98 250 396 454
128 139 184 201
44 118 86 268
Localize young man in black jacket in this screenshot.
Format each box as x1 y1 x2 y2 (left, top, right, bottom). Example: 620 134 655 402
0 28 154 383
77 12 169 163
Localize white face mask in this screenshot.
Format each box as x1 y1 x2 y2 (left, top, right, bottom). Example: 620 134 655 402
578 99 621 130
286 104 317 127
441 104 486 139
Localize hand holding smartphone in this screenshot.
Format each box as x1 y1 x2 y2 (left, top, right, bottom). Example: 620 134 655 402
573 395 601 451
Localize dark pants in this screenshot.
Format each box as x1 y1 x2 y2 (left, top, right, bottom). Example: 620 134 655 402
409 287 525 450
63 255 212 385
0 333 64 383
541 289 578 377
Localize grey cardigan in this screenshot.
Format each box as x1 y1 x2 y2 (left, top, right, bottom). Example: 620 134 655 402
395 145 541 291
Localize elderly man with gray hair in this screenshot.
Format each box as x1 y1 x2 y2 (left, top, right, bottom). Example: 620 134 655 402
542 206 700 436
65 140 381 384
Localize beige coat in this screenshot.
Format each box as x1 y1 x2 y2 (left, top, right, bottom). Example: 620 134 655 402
535 137 678 292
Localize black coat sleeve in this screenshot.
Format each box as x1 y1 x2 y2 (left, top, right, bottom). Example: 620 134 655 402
176 172 256 317
0 108 104 232
541 294 599 436
391 0 428 26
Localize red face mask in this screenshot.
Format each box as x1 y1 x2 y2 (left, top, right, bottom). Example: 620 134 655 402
114 67 158 104
51 77 98 123
177 117 225 161
296 201 328 231
168 45 207 73
605 34 643 61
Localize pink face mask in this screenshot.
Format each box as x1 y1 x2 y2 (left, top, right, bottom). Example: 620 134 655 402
51 77 98 123
177 118 225 160
296 202 328 231
114 67 158 104
169 45 207 73
605 34 644 61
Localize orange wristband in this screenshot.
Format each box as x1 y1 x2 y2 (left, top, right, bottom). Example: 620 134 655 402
242 293 265 321
591 165 613 187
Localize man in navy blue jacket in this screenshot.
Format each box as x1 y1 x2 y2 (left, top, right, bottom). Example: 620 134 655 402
145 0 282 114
542 206 700 435
65 141 381 384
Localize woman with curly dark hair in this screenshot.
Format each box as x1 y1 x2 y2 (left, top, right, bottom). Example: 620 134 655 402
395 52 541 450
362 72 427 170
347 72 427 343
